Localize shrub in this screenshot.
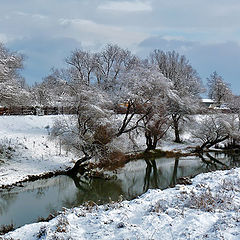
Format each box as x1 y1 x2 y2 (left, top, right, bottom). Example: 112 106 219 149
55 216 69 233
0 224 14 235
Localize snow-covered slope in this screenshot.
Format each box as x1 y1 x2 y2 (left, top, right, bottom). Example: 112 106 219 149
0 115 74 187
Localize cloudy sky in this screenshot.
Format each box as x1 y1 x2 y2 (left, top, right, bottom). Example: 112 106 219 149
1 0 240 93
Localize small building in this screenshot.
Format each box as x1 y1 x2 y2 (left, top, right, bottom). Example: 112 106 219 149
201 98 216 108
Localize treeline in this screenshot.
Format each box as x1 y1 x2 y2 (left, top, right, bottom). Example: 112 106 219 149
1 42 240 168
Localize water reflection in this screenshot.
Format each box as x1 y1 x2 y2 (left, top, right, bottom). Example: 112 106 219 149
170 157 179 187
0 191 18 215
63 175 124 208
143 159 159 192
0 153 239 228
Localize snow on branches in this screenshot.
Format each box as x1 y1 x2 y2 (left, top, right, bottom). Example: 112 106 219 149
0 42 30 106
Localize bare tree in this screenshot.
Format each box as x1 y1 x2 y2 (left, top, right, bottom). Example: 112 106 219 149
218 97 240 148
65 49 97 86
115 65 176 151
51 84 118 172
31 68 75 106
95 44 139 91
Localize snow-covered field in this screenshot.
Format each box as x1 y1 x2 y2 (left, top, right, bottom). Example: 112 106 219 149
0 115 75 187
2 167 239 240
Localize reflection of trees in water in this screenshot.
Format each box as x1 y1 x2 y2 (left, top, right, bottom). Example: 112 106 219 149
221 152 240 167
126 174 138 197
63 175 124 208
65 154 233 208
0 176 71 219
169 157 179 187
199 153 228 171
0 191 18 215
143 158 159 192
206 153 227 167
142 153 235 192
2 153 240 224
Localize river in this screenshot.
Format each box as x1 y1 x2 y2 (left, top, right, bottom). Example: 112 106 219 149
0 153 239 228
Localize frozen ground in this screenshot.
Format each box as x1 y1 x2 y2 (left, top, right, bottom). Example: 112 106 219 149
0 115 75 187
2 167 240 240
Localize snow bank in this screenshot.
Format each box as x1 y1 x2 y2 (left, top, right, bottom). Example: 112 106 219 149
3 168 240 240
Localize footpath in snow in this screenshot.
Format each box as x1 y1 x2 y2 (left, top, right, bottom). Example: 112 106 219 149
2 167 240 240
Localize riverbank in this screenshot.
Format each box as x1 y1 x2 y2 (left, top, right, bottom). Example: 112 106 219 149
2 167 240 240
0 115 234 189
0 115 194 188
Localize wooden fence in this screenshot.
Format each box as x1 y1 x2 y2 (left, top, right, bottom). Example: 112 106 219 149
0 106 78 116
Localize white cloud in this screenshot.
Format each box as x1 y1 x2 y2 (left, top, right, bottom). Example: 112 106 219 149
14 11 48 20
58 18 148 47
98 0 152 12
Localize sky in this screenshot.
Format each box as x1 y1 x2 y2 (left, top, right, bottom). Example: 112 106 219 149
0 0 240 94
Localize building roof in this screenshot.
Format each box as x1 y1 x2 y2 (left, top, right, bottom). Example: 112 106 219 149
201 98 215 103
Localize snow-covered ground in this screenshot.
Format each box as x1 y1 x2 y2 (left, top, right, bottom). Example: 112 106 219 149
1 115 239 239
0 115 75 187
2 167 239 240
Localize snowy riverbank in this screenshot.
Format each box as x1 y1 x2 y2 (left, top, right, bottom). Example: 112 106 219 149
2 167 240 240
0 115 197 188
1 115 240 239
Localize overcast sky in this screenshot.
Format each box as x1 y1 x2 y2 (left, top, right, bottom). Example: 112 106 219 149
1 0 240 93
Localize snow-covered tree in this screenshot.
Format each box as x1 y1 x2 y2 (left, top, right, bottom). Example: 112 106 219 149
31 68 73 106
150 50 204 142
220 95 240 147
0 43 31 106
191 115 230 151
207 71 232 105
94 44 139 91
51 84 119 171
115 65 177 150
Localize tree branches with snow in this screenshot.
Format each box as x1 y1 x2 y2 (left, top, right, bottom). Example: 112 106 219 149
0 42 31 106
150 50 204 142
207 71 232 105
191 114 230 151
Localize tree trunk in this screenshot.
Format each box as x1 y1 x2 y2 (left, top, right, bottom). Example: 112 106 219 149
172 114 181 143
66 156 91 176
145 132 158 151
200 135 229 151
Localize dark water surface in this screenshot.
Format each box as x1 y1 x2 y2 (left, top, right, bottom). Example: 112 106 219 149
0 153 239 228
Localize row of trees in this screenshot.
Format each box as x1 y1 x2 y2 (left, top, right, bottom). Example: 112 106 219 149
1 42 239 167
47 45 205 164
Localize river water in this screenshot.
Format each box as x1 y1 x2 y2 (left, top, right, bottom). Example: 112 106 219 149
0 153 239 228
